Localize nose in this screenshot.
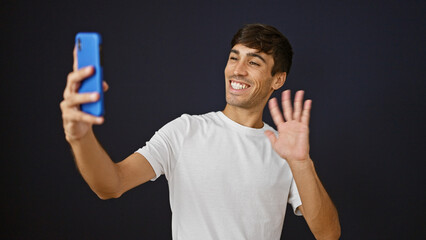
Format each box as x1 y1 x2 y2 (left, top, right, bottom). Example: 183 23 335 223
233 61 247 76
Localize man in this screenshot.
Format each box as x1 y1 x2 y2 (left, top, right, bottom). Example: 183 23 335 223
61 24 341 239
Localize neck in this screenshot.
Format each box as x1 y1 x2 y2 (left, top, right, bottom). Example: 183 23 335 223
222 104 265 128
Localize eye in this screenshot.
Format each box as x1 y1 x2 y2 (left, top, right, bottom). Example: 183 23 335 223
249 61 260 66
230 56 238 61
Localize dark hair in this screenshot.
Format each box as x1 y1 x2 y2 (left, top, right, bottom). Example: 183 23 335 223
231 23 293 76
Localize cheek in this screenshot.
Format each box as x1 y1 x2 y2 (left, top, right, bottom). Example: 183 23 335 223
253 76 273 94
224 62 232 76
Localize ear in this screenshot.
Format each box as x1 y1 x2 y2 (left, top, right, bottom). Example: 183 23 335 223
272 72 287 90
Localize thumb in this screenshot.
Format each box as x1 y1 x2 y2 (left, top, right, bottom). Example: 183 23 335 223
264 130 277 145
103 81 109 92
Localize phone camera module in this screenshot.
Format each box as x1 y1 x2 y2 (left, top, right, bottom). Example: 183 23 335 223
77 38 82 51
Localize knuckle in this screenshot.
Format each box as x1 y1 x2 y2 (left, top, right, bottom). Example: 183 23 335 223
63 89 74 99
67 71 83 84
65 95 76 106
59 100 66 109
66 72 74 82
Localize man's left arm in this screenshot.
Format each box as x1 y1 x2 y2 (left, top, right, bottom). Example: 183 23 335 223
265 90 341 240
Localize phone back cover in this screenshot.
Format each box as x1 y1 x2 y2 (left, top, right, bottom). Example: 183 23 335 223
76 32 104 116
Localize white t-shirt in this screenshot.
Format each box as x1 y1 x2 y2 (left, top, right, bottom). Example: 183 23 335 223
136 112 302 240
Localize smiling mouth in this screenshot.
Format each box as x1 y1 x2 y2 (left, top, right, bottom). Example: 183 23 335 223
230 80 250 90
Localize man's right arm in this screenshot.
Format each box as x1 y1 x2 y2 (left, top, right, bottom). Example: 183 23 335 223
68 129 155 199
60 47 155 199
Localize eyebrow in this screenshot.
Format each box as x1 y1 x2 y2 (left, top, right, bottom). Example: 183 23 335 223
230 49 266 63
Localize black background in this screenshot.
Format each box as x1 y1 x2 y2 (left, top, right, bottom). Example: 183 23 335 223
1 0 425 239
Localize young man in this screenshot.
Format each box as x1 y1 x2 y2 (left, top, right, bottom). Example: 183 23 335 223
61 24 341 239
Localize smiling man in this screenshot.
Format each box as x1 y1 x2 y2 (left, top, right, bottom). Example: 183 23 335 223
61 23 341 239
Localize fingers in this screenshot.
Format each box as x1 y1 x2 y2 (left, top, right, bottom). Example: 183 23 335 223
64 66 94 98
62 92 99 108
279 90 312 125
293 90 304 121
60 47 104 140
301 99 312 125
63 108 104 125
73 45 78 72
103 81 109 92
282 90 293 121
60 93 103 125
268 98 285 126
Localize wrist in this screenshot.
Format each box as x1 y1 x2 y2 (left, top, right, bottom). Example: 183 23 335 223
287 157 314 172
66 128 94 145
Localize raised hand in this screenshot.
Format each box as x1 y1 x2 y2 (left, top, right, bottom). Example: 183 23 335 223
265 90 312 163
60 47 109 142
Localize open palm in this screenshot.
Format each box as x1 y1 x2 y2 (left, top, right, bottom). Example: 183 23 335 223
265 90 312 163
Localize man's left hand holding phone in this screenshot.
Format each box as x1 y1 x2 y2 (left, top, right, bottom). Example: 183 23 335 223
61 32 109 142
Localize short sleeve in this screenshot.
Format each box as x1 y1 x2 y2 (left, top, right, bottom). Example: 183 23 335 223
288 178 303 216
135 115 189 181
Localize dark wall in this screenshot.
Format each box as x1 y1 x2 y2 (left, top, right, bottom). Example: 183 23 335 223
1 0 425 239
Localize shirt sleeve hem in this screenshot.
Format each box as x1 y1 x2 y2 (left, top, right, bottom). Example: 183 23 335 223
135 149 162 181
292 200 303 216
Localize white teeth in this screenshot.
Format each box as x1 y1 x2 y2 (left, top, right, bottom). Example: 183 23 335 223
231 81 248 90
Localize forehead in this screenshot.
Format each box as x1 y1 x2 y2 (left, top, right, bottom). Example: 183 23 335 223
230 44 274 63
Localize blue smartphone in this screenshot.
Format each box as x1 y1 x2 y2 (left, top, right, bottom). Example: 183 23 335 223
75 32 104 116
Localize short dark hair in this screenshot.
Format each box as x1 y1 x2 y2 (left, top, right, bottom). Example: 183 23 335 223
231 23 293 76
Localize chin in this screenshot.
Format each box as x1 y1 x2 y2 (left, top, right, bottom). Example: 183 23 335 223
226 96 251 109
